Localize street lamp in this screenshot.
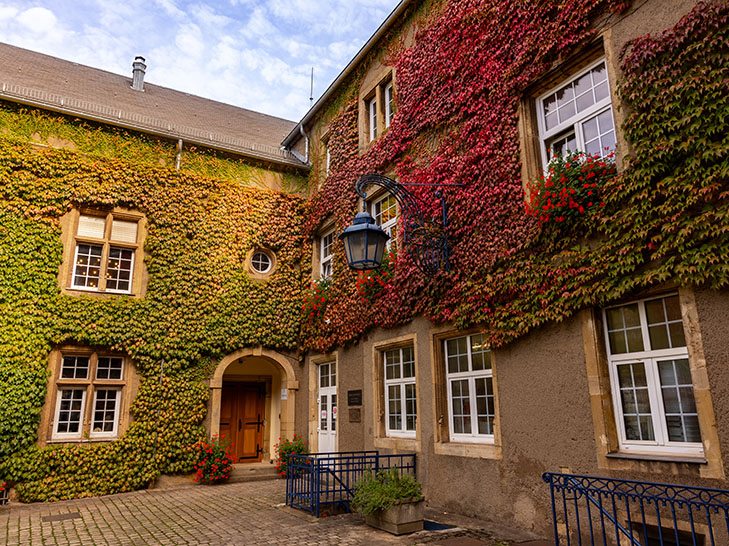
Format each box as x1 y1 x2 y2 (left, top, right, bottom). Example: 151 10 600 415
339 173 461 275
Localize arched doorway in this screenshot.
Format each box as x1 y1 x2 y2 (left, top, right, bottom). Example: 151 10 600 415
208 348 298 464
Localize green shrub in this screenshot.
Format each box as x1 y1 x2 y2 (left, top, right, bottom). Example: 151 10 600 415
352 468 422 516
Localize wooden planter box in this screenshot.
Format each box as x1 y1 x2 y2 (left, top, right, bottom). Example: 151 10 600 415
364 498 424 535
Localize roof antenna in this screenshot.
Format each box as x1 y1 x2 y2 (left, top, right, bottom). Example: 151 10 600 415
309 67 314 107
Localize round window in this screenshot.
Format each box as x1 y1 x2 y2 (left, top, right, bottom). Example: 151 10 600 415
251 251 272 274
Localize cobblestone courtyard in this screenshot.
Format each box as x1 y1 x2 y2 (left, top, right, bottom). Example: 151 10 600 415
0 480 530 545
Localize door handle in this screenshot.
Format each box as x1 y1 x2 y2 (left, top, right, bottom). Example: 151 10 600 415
238 419 241 431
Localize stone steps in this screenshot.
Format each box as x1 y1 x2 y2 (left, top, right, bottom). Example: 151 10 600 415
228 462 280 484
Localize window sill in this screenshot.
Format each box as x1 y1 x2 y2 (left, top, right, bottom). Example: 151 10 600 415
46 438 118 445
434 441 502 460
65 288 135 297
606 452 707 465
374 436 419 452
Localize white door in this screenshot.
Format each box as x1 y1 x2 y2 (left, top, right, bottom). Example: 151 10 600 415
318 362 337 453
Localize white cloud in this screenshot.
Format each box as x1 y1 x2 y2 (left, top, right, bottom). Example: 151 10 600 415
0 0 399 120
16 7 57 33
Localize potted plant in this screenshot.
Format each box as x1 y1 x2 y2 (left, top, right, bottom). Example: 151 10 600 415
352 468 424 535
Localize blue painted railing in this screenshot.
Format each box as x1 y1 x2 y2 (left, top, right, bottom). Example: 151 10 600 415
543 472 729 545
286 451 416 517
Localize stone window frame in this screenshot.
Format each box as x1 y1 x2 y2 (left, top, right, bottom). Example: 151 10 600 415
582 286 725 479
603 293 702 457
59 207 147 297
382 345 416 439
535 57 616 166
518 41 616 189
359 69 395 151
40 346 138 445
372 333 420 452
430 326 503 460
245 247 277 281
319 228 335 280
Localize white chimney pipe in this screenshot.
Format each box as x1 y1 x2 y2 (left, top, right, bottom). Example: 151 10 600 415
131 56 146 91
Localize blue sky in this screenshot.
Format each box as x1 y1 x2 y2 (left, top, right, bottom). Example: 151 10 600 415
0 0 400 121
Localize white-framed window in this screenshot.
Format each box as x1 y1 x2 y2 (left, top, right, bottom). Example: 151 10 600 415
325 145 331 176
383 346 416 437
384 82 394 129
71 212 140 294
445 333 495 443
320 229 334 279
603 294 702 456
251 251 272 274
52 352 127 441
372 193 397 250
368 97 377 142
536 58 616 166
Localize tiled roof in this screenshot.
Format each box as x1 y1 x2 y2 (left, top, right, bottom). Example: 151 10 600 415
0 42 305 167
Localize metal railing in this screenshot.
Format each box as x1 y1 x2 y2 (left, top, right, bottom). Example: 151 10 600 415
543 472 729 545
286 451 416 517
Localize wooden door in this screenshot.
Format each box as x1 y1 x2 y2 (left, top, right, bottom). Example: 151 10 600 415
220 383 266 463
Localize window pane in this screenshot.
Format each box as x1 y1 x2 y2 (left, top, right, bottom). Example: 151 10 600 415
320 395 327 431
475 377 494 435
446 337 469 373
658 359 700 443
593 81 608 102
606 304 644 354
583 117 598 143
402 346 415 378
648 325 670 350
645 298 665 324
331 362 336 387
56 389 84 435
626 327 645 353
331 394 337 431
106 247 134 292
96 357 123 380
320 363 329 388
616 362 654 441
450 379 470 434
470 334 490 371
92 389 118 433
385 349 401 379
645 295 685 349
388 385 402 431
61 355 90 379
73 244 103 289
405 383 417 431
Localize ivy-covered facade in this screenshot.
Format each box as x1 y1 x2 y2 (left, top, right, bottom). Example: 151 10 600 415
287 0 729 538
2 0 729 539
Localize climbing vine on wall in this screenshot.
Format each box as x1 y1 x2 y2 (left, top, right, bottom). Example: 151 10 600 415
0 133 306 501
302 0 729 353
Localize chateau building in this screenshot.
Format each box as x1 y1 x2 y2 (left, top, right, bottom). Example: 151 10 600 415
2 0 729 539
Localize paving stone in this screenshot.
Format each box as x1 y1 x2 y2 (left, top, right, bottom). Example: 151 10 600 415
0 480 523 545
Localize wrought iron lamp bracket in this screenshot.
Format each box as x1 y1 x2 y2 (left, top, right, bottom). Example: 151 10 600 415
354 173 462 275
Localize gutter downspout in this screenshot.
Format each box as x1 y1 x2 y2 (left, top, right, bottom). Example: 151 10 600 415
300 124 309 165
175 138 183 171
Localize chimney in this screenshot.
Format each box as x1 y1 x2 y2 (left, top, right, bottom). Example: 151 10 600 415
131 56 146 91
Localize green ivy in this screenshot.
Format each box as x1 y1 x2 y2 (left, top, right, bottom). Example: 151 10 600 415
0 121 307 501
